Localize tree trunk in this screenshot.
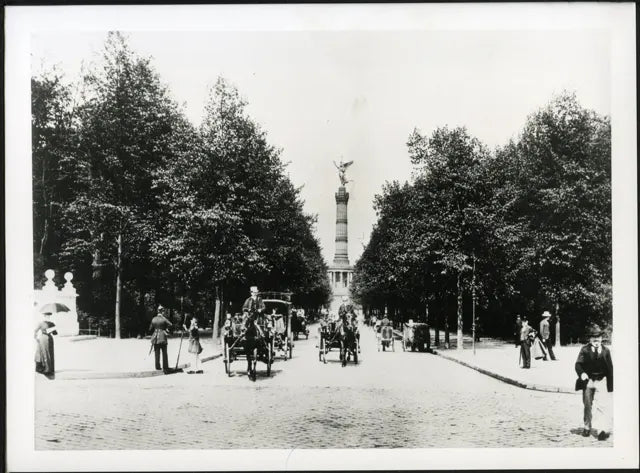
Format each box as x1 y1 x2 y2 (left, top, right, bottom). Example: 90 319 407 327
138 289 146 338
456 272 463 351
212 285 221 346
115 233 122 339
555 301 561 347
444 309 450 348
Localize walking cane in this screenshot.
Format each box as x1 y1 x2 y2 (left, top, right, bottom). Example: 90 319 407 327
174 314 188 371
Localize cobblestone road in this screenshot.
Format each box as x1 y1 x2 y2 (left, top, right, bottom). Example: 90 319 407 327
35 322 611 449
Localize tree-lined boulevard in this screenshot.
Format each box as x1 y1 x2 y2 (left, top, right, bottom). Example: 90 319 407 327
34 33 611 345
36 321 609 449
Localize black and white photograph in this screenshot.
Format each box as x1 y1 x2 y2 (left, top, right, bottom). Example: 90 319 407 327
5 3 638 471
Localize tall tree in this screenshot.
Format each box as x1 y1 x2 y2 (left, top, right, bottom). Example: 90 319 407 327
63 32 189 337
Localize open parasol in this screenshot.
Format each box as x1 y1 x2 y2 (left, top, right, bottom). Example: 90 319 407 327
39 302 71 314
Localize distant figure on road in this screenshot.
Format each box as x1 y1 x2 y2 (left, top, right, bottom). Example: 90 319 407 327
183 316 203 374
514 315 523 347
149 305 172 373
575 324 613 441
35 312 57 379
519 318 532 369
539 311 557 360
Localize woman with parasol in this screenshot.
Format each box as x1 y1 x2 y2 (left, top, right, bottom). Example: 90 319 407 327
35 307 59 378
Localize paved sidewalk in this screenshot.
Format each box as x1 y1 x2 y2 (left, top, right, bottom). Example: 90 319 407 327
433 344 584 393
49 334 223 380
387 327 588 393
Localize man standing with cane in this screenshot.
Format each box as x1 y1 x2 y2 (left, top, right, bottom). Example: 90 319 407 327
575 324 613 440
149 304 172 374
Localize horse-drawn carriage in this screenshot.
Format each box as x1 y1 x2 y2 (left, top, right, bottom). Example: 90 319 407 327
261 292 294 360
318 317 359 366
402 321 431 352
291 308 309 340
376 320 395 351
222 312 273 381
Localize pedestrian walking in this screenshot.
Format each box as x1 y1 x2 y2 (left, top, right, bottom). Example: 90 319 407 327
575 324 613 440
539 310 557 360
519 318 532 368
34 312 57 379
183 316 203 374
514 315 522 347
149 304 172 373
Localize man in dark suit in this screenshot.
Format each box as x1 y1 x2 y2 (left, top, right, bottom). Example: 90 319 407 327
575 324 613 440
149 304 172 373
242 286 265 319
539 311 557 360
519 318 532 368
514 314 523 347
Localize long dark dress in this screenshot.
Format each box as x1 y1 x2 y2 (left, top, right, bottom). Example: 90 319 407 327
35 321 57 374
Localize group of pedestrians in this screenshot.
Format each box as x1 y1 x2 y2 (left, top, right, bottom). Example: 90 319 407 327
514 311 613 441
515 311 557 369
149 304 203 374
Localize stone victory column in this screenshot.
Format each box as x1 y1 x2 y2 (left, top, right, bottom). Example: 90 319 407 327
328 159 355 313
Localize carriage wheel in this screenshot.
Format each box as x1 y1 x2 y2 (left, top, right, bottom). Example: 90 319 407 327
224 341 231 376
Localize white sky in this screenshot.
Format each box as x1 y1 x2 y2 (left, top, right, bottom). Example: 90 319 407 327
31 29 610 265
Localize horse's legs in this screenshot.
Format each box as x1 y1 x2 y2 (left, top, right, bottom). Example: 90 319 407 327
251 348 258 381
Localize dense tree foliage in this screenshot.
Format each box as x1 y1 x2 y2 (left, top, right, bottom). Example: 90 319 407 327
32 33 330 338
352 93 611 344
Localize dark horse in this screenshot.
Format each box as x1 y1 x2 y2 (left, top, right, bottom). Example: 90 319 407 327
243 314 269 381
338 316 358 367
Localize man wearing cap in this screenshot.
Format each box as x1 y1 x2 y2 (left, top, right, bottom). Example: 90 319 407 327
149 305 172 373
539 311 557 360
575 324 613 440
242 286 265 319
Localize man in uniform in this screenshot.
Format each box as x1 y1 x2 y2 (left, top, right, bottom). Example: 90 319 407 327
539 310 557 360
575 324 613 440
149 304 172 373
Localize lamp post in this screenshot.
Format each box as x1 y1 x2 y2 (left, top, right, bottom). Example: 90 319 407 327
472 254 476 356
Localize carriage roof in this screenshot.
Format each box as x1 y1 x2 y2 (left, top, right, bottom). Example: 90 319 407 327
259 291 293 303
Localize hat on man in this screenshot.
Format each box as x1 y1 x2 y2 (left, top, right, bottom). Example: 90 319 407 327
586 323 603 337
542 311 552 318
250 286 258 292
